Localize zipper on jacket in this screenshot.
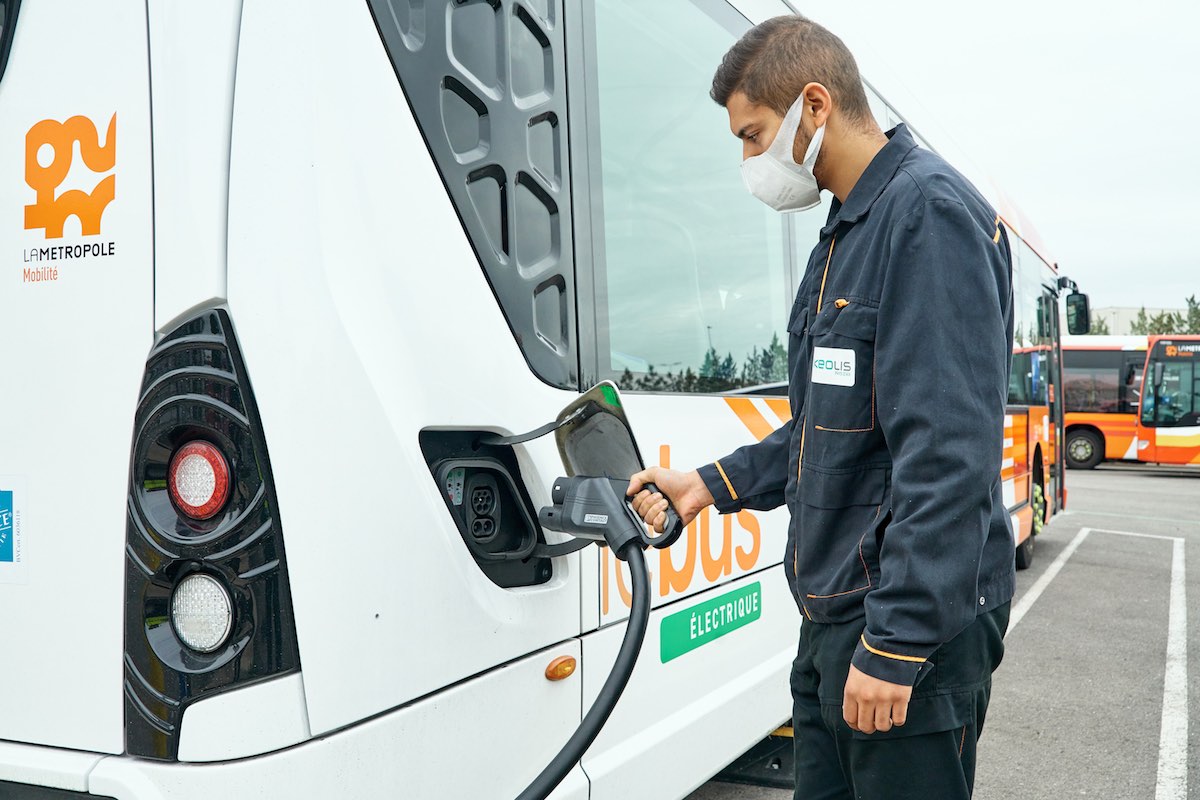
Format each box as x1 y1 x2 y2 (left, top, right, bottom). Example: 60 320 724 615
797 422 806 482
796 235 835 618
793 415 807 591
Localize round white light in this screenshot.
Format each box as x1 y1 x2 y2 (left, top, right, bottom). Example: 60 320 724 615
167 441 231 520
174 453 216 507
171 574 234 653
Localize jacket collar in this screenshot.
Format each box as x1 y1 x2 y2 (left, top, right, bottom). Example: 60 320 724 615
822 124 918 234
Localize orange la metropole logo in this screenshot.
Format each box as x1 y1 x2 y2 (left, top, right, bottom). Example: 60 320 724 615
1166 346 1179 357
24 114 116 239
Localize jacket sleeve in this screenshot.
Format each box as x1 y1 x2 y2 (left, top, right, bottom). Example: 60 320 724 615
697 416 792 514
850 198 1012 686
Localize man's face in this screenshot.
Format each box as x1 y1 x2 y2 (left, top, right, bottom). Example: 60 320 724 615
726 90 811 163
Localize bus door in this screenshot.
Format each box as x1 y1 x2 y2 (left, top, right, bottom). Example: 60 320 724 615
1137 340 1200 464
1120 352 1146 416
566 1 818 793
1039 290 1065 508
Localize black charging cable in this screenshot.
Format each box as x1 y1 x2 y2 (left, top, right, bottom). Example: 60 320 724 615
515 476 675 800
515 541 648 800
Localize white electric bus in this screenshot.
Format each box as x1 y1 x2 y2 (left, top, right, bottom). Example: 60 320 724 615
0 1 1079 798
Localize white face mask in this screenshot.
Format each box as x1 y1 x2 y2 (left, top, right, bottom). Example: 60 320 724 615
740 96 825 212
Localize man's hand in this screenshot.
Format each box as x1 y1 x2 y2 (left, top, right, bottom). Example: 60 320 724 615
843 665 912 734
627 467 714 533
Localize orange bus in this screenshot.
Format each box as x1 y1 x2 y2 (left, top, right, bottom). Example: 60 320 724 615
1063 335 1200 467
1001 215 1090 567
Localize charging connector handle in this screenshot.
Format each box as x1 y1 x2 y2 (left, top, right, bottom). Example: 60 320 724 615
636 481 684 549
538 476 646 552
538 476 682 551
514 542 649 800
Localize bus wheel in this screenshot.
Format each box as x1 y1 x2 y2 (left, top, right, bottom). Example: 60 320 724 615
1015 533 1034 570
1065 429 1103 469
1031 481 1046 536
1016 483 1044 571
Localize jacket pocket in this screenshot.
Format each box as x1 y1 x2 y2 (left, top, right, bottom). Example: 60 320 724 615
786 304 810 384
796 463 886 509
807 300 877 433
795 466 889 615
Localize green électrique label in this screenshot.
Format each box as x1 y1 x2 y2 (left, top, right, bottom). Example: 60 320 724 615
660 582 761 663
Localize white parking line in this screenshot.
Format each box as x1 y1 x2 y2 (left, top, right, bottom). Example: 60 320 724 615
1071 509 1200 527
1008 526 1187 800
1155 537 1187 800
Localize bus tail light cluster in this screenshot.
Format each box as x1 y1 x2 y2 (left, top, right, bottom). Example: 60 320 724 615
123 310 300 760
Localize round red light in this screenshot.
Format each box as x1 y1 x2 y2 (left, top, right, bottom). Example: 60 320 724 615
167 441 230 520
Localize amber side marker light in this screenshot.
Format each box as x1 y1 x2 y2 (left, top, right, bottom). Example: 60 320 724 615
545 656 577 682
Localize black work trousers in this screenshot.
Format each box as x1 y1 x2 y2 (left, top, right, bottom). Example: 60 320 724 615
790 603 1010 800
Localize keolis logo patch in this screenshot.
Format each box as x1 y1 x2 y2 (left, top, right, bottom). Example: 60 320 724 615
812 346 856 387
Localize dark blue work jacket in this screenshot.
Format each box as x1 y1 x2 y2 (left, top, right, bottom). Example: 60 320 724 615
698 125 1016 686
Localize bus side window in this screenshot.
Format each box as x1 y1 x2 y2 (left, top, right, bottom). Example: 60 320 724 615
1192 363 1200 425
865 84 891 134
1008 242 1059 408
1120 360 1144 414
1063 349 1123 413
582 0 813 395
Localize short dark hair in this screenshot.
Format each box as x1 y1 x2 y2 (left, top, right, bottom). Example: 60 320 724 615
711 16 873 125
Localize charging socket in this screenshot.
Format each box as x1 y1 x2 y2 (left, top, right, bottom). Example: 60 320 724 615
422 431 551 589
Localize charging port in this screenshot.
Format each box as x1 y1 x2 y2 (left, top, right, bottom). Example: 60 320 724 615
471 516 496 541
466 473 501 544
420 431 551 588
471 484 497 517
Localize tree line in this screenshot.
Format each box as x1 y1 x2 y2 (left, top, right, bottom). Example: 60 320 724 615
1088 295 1200 335
619 333 788 393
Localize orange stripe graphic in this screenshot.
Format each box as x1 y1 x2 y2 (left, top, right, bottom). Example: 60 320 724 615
764 398 792 426
725 398 777 443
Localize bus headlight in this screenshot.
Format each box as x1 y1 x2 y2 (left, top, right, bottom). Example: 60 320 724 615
171 573 234 653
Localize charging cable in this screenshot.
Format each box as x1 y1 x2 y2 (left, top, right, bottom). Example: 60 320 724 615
515 476 677 800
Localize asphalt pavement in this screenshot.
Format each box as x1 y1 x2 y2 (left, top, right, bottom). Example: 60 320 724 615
687 463 1200 800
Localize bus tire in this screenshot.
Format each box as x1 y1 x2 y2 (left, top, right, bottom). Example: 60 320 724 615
1031 479 1046 537
1015 531 1035 570
1065 429 1103 470
1016 481 1044 571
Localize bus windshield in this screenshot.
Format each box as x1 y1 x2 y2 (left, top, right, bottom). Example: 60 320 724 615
1143 341 1200 427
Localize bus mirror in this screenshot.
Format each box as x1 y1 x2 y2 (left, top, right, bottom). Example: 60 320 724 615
1154 361 1165 389
554 381 646 481
1066 292 1091 335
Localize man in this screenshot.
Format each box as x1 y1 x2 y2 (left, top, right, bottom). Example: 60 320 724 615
628 16 1015 800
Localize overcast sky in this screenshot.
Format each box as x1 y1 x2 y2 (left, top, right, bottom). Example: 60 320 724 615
798 0 1198 311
